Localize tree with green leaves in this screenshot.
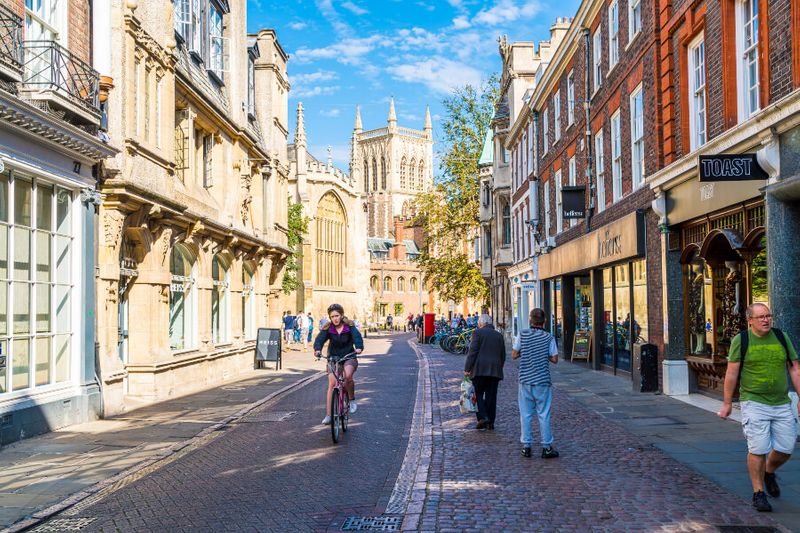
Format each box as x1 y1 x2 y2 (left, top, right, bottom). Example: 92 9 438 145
413 75 499 304
282 198 310 294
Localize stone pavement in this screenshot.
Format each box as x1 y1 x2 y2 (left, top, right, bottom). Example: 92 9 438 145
415 343 787 532
0 346 322 531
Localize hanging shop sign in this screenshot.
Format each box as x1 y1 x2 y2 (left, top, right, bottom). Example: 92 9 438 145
698 154 768 182
561 186 586 219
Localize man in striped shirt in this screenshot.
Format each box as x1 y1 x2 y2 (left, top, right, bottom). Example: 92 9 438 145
512 308 559 459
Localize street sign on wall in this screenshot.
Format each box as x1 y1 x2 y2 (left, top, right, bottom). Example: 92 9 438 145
698 154 768 182
561 186 586 219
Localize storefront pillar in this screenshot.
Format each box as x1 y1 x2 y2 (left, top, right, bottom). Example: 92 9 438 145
562 277 576 359
590 269 604 370
662 236 690 395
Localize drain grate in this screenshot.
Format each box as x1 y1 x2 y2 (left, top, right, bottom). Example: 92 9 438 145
240 411 297 422
30 518 97 532
716 527 781 533
341 516 401 531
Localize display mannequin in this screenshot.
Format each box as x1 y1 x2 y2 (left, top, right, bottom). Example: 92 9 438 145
722 261 745 342
688 269 706 354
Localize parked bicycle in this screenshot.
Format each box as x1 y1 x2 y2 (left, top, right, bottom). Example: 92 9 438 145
317 351 358 443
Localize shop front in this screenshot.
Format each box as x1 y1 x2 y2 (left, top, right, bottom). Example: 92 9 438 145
508 257 536 339
538 211 653 376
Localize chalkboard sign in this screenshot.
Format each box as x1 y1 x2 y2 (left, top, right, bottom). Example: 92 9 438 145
255 328 282 370
571 330 591 361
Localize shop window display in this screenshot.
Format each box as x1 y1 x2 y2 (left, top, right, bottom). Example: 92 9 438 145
600 261 647 374
614 264 632 372
602 268 613 367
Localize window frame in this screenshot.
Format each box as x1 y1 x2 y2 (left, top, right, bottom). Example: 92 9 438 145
736 0 760 121
592 28 602 94
610 110 622 201
567 71 575 126
555 169 563 233
608 0 619 70
502 203 511 246
543 180 551 237
594 129 605 213
628 0 642 41
629 85 645 189
688 33 707 151
211 255 230 345
543 107 549 154
553 91 561 141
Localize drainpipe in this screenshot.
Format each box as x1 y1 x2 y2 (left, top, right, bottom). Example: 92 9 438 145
530 110 540 238
582 27 594 233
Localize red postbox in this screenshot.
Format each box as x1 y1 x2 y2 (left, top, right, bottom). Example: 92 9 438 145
423 313 435 342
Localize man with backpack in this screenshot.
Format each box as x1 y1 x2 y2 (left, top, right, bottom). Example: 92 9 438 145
718 303 800 513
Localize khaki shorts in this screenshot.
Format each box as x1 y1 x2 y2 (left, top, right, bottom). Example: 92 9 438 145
326 357 358 375
741 400 797 455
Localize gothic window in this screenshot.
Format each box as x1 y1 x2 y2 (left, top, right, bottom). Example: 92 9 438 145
400 156 407 189
381 157 387 189
315 193 346 288
409 158 416 190
502 203 511 245
398 277 405 291
372 158 378 190
383 276 392 291
370 276 379 291
169 244 196 351
410 277 418 292
211 254 230 344
363 159 369 192
418 161 425 190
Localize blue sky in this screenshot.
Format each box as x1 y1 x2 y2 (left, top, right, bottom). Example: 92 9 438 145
247 0 582 170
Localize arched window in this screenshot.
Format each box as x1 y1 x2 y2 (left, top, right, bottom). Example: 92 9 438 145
372 158 378 190
410 277 418 292
381 157 387 189
400 156 407 189
211 254 230 344
370 276 379 291
383 276 392 291
418 161 425 190
397 277 405 291
315 193 346 288
363 159 369 192
409 158 416 190
502 203 511 245
169 245 196 350
242 262 255 339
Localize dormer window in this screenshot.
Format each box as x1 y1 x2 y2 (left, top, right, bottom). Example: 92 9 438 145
247 55 255 119
174 0 228 83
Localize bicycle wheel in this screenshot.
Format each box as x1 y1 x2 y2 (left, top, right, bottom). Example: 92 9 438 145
341 396 349 433
330 388 340 444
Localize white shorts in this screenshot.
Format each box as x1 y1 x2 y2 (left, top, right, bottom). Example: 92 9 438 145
741 400 797 455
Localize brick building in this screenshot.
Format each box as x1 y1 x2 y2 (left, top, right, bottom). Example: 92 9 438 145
0 0 116 442
649 0 800 396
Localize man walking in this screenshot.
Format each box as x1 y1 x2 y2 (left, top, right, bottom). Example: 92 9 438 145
464 314 505 430
513 308 559 459
282 311 294 346
299 311 310 350
718 303 800 512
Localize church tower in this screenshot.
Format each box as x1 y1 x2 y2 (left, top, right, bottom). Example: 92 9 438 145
350 98 435 238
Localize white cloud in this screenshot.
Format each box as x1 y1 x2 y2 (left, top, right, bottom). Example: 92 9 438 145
387 57 483 94
452 16 471 29
400 113 421 122
320 108 342 117
473 0 541 26
288 21 308 30
315 0 350 35
291 70 339 84
293 85 341 98
294 35 382 65
340 1 368 15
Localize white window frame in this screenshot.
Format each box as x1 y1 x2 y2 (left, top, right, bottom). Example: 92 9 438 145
211 255 230 345
628 0 642 41
543 181 551 237
567 71 575 125
630 85 644 189
169 246 197 352
553 91 561 141
247 56 256 119
202 133 213 187
594 129 605 213
736 0 760 121
208 4 225 81
543 107 549 154
608 1 619 70
593 28 602 93
555 169 563 233
611 110 622 201
24 0 65 42
174 0 191 41
190 0 204 56
688 33 707 151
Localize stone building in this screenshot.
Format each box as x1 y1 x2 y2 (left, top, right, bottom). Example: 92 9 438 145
286 102 370 323
95 1 291 415
0 0 116 442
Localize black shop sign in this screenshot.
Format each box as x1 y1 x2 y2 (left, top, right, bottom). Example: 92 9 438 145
561 186 586 219
698 154 768 182
255 328 282 370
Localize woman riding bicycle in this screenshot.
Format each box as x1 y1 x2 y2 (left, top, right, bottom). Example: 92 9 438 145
313 304 364 425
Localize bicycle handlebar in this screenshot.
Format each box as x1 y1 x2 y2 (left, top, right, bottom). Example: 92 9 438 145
315 351 359 362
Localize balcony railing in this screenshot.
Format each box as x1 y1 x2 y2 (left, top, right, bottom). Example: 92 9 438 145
22 40 100 116
0 4 23 80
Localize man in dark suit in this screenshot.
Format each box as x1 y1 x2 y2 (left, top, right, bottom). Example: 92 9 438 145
464 314 506 430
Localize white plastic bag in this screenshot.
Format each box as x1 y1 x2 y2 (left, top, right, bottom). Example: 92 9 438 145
459 376 478 414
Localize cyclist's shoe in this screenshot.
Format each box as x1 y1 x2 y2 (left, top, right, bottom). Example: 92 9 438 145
349 400 357 414
321 415 331 425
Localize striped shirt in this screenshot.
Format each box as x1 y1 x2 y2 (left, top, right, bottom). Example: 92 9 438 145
513 328 558 385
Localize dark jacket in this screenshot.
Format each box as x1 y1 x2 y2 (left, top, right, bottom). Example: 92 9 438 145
464 326 506 380
313 318 364 359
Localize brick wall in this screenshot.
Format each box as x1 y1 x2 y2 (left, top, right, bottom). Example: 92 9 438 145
703 3 726 141
768 0 794 102
68 0 91 64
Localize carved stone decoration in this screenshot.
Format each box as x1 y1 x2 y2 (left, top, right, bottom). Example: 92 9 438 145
155 226 173 266
107 282 118 304
103 210 126 249
126 15 174 68
158 284 170 304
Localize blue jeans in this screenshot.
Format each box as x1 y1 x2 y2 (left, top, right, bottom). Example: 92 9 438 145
518 383 553 447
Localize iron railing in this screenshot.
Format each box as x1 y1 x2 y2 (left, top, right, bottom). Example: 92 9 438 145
0 4 23 77
22 40 100 114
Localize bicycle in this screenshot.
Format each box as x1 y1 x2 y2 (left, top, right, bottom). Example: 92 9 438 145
317 351 357 444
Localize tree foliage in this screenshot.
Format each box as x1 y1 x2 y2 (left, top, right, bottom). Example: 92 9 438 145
281 198 310 294
413 75 499 304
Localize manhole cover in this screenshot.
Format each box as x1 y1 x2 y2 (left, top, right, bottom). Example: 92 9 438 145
241 411 297 422
30 518 97 532
341 516 401 531
717 527 781 533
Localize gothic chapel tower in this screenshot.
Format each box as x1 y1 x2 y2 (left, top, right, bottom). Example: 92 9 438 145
350 98 434 238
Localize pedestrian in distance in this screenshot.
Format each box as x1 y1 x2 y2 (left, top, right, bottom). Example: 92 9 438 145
464 314 506 431
299 311 311 350
386 313 393 331
293 312 303 344
718 303 800 513
307 312 314 344
513 308 560 459
282 311 294 346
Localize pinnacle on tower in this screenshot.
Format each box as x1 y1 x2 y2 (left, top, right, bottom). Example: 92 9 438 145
354 105 362 132
424 105 432 131
295 102 306 147
388 97 397 124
